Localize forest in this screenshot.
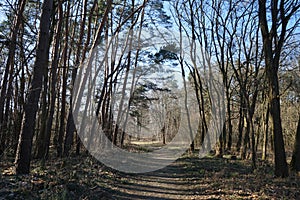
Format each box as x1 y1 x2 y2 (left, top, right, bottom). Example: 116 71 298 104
0 0 300 199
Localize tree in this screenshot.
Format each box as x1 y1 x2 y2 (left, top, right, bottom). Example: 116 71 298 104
289 63 300 171
290 114 300 171
64 0 112 156
15 0 53 174
63 0 96 157
226 0 262 168
35 0 64 160
258 0 300 177
0 0 298 178
0 0 27 157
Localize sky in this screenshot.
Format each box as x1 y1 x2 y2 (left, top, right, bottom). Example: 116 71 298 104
0 0 7 22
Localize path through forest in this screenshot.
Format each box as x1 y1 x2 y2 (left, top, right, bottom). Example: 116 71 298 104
1 151 300 199
99 153 299 199
109 156 199 199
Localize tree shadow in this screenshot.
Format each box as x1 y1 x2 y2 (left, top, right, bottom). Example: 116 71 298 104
99 155 254 200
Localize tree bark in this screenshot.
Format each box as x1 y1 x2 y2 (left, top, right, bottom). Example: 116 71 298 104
43 0 63 159
15 0 53 174
0 0 26 157
61 1 71 157
236 95 244 152
258 0 289 178
63 0 97 156
290 114 300 172
262 102 269 160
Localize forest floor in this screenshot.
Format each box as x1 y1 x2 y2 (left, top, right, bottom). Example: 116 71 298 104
1 146 300 199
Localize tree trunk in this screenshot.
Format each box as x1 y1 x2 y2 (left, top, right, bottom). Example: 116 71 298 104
61 1 71 157
258 0 289 178
241 115 250 160
63 0 96 156
43 0 63 159
34 65 49 158
236 95 245 152
262 103 269 160
227 95 233 151
268 71 288 177
0 0 26 157
290 114 300 172
15 0 53 174
58 2 71 156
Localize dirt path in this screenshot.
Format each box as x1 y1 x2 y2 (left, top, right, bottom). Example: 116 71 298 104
109 159 197 199
1 152 300 199
99 154 299 200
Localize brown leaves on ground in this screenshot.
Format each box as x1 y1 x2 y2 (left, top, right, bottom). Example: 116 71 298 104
0 153 299 199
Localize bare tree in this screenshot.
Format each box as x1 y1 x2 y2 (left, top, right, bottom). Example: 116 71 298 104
258 0 300 177
0 0 26 157
15 0 53 174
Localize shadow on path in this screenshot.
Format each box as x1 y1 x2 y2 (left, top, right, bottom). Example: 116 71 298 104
104 155 254 200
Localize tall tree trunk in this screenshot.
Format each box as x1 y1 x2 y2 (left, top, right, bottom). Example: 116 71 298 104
63 0 93 156
0 0 26 157
34 62 49 158
15 0 53 174
66 0 113 155
290 114 300 172
53 74 61 152
236 95 245 152
258 0 289 177
61 66 69 156
262 102 269 160
249 113 256 169
14 24 26 155
267 67 288 177
266 59 288 176
61 1 71 156
43 0 63 159
241 115 249 159
227 94 233 151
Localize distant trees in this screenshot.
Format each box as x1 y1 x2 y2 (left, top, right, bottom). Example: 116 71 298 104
172 0 260 161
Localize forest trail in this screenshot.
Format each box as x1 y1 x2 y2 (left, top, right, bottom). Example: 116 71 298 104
1 152 300 199
109 156 198 199
103 153 299 200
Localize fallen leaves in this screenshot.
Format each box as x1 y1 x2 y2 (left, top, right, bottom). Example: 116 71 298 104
0 153 299 199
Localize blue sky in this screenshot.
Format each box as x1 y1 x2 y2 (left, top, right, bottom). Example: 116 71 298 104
0 0 7 22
